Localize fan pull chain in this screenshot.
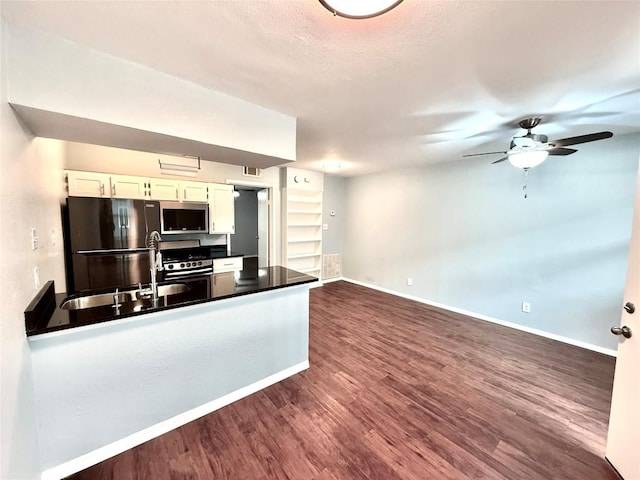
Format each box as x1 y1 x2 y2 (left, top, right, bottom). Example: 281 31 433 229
522 168 529 199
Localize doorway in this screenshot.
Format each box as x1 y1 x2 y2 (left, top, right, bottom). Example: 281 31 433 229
231 186 269 268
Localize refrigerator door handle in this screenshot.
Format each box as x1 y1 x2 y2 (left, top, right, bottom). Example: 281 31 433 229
76 248 151 255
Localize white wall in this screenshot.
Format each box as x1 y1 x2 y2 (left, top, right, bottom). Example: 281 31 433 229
0 21 67 480
322 174 346 255
343 133 640 351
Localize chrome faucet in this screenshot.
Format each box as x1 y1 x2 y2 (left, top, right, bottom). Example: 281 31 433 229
147 231 163 305
149 247 163 305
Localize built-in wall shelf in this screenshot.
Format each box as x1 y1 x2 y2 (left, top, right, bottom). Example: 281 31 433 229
287 239 322 244
282 171 323 280
297 267 322 274
288 196 320 204
287 253 322 260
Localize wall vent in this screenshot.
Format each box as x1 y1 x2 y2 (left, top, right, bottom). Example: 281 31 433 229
322 254 342 279
243 166 261 177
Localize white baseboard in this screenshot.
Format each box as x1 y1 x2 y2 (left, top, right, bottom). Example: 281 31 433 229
41 361 310 480
341 277 617 357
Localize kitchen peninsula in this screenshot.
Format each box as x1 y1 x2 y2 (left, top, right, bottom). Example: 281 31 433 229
25 265 316 479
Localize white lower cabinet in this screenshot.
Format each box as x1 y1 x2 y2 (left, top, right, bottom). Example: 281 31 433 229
213 256 243 273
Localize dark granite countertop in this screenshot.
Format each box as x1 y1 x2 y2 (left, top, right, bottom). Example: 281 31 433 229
205 247 244 259
26 266 317 337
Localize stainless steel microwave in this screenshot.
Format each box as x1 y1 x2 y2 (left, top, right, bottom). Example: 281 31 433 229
159 201 209 234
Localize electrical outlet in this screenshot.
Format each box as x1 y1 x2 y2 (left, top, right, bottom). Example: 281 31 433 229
407 277 413 286
322 224 329 231
330 210 336 217
33 267 40 289
30 227 37 238
522 301 531 313
50 229 57 246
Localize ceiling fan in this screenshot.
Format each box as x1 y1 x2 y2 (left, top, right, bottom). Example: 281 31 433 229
463 117 613 169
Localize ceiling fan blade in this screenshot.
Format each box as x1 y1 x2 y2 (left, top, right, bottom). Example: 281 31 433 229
551 131 613 147
491 156 509 164
548 147 578 156
463 150 508 158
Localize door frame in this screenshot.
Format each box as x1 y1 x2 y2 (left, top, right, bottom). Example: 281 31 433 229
225 178 275 267
605 163 640 479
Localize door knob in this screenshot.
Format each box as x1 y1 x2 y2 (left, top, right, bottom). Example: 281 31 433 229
624 302 635 314
610 326 632 339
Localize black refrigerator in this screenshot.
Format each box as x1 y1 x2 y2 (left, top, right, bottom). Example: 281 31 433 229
64 197 161 293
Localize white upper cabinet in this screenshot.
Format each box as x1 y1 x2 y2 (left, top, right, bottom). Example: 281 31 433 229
209 183 235 234
109 174 148 200
66 171 111 198
148 178 180 201
66 173 228 225
148 179 209 202
181 181 209 203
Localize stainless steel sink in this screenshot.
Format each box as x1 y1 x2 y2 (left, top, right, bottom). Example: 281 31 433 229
60 283 191 311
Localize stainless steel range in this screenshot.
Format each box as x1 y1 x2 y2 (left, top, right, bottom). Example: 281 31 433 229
160 240 214 279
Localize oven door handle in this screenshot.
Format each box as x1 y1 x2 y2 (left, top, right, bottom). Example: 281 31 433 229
164 267 213 278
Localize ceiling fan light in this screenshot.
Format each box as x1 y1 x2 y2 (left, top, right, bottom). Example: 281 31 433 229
508 150 549 169
319 0 403 19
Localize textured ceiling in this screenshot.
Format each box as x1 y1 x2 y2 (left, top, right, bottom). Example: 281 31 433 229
2 0 639 176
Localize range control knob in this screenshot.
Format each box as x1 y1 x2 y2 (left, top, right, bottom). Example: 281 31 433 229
180 263 185 268
168 264 174 270
198 261 203 266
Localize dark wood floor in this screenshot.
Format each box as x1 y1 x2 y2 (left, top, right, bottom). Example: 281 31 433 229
67 281 618 480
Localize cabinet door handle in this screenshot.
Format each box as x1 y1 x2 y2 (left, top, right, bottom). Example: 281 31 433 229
184 189 187 200
100 183 105 196
175 188 178 199
112 184 116 196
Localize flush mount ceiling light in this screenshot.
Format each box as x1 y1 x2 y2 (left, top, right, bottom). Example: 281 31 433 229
319 0 403 19
322 159 343 172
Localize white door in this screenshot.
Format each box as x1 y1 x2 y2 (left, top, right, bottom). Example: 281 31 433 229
606 167 640 480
